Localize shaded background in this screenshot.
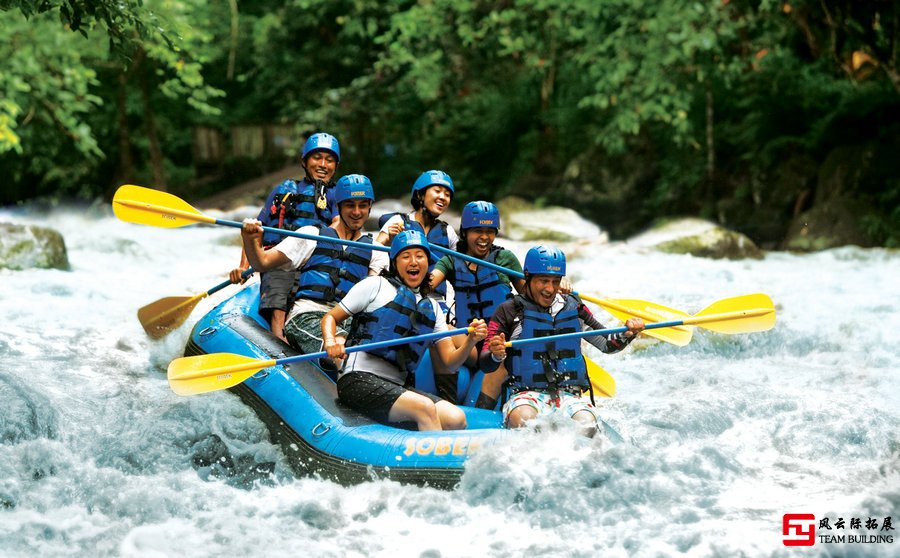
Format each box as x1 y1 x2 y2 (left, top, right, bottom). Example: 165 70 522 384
1 0 898 248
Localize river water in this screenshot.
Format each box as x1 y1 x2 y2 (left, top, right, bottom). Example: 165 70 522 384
1 202 898 557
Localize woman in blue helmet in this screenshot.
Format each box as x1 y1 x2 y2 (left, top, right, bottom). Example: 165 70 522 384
239 174 387 362
429 201 526 405
321 230 488 431
375 170 459 299
229 132 342 341
479 245 644 433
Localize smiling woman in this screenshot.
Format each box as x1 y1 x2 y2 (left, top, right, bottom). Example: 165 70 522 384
322 229 488 431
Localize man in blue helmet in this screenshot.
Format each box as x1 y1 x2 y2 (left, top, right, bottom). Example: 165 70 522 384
375 170 459 300
321 230 488 431
430 201 526 403
239 174 387 363
230 132 342 341
480 245 644 433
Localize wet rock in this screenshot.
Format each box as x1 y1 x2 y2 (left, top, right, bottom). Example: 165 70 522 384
0 223 70 270
627 218 763 259
496 196 607 242
783 196 879 251
190 434 275 487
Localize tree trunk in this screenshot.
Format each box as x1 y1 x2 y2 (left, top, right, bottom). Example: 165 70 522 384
116 72 134 185
227 0 239 81
137 47 167 191
705 79 716 217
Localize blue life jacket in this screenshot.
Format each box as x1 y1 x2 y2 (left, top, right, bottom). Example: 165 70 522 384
377 212 450 297
347 277 438 380
507 294 589 392
451 246 513 326
296 225 374 304
259 179 334 246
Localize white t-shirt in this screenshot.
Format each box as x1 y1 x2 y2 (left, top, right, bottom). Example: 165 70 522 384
379 212 459 251
272 226 389 318
337 275 448 384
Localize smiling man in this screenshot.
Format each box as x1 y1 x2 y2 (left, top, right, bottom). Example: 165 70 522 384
239 174 386 363
429 201 526 404
321 230 488 431
230 132 342 341
480 245 644 434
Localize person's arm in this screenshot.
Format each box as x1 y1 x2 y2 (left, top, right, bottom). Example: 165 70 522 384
478 303 515 372
368 247 388 276
229 249 251 284
579 303 644 354
430 255 453 290
376 214 404 246
432 317 488 371
497 249 526 294
322 305 352 361
240 219 291 272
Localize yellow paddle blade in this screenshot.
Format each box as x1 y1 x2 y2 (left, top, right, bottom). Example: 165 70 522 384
580 294 693 347
167 353 276 396
112 185 215 228
689 293 776 334
585 357 615 398
137 293 207 339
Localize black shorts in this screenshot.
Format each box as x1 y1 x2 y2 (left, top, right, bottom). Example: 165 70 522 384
337 371 442 424
258 269 300 313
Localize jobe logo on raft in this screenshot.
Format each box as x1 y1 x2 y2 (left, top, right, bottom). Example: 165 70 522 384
402 435 484 457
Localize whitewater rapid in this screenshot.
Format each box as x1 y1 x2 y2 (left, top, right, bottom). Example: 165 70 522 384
0 202 897 557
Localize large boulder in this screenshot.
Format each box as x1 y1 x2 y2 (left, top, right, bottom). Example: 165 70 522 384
495 196 607 242
627 218 763 259
783 196 877 250
0 223 70 270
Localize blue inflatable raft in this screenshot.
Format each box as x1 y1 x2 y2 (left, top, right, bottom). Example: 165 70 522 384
184 282 508 488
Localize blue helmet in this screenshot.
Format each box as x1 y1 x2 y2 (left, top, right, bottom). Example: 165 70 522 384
523 245 566 276
461 201 500 230
390 229 431 262
335 174 374 204
302 132 340 162
411 170 454 198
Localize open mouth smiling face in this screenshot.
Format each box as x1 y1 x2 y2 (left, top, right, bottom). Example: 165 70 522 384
466 227 497 258
304 151 337 183
424 186 452 215
396 248 430 288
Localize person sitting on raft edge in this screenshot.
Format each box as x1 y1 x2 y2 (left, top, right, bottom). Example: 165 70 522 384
238 174 386 367
322 230 488 432
229 132 342 342
480 245 645 436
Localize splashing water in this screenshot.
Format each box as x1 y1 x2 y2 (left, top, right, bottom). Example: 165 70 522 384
1 203 897 557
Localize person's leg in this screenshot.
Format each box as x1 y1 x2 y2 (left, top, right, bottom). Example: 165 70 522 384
269 309 288 341
563 395 600 438
284 311 347 368
258 269 300 343
475 363 508 410
435 400 467 430
502 391 546 428
388 391 442 431
337 372 446 431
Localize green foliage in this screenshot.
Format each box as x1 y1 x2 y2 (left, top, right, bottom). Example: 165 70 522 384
1 0 897 247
